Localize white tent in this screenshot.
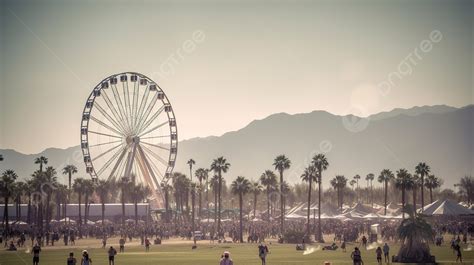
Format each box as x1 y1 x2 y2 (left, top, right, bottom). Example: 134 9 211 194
285 213 306 220
420 199 473 216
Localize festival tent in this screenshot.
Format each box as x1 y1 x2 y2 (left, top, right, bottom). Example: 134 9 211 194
95 219 112 225
59 217 75 223
363 213 381 220
420 199 474 216
285 212 306 220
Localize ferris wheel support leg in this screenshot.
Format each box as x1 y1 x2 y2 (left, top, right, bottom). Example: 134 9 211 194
124 143 138 180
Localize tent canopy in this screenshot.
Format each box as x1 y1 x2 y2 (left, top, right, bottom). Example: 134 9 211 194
420 199 473 216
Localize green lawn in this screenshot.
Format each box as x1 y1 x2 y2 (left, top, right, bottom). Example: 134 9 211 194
1 241 472 265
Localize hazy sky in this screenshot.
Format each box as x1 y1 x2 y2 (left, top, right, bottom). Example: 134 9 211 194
1 0 472 154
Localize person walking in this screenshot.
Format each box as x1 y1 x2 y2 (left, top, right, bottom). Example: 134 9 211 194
220 251 234 265
32 243 41 265
376 246 382 265
383 243 390 263
258 242 269 265
119 238 125 253
454 243 463 263
351 247 363 265
67 252 77 265
81 250 92 265
108 246 117 265
145 238 151 252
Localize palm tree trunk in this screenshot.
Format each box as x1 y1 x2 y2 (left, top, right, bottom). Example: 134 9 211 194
306 178 312 236
192 189 196 239
318 175 323 242
401 187 405 219
239 193 243 242
134 201 138 226
101 201 105 228
4 195 9 236
217 173 222 235
267 188 270 221
279 170 284 234
384 181 388 215
253 192 257 218
429 187 433 203
199 179 202 217
413 188 417 214
214 188 218 224
420 174 425 211
78 193 82 233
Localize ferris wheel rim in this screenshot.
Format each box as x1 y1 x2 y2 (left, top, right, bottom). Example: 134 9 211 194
80 72 178 189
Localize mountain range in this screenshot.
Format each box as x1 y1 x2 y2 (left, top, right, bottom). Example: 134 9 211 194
0 105 472 189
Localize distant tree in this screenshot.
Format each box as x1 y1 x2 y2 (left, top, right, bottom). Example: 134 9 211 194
411 174 420 211
378 169 394 215
455 176 473 206
415 162 430 210
187 159 196 181
273 155 291 234
395 169 414 218
312 153 329 242
1 169 18 235
195 168 208 217
54 184 68 220
353 174 361 202
424 175 442 203
210 157 230 235
43 166 58 230
231 176 251 243
95 179 112 226
250 181 263 218
73 178 85 228
301 165 317 236
160 182 173 222
349 179 356 191
131 183 151 225
34 156 48 172
365 173 375 206
330 175 348 210
260 170 277 221
13 181 27 221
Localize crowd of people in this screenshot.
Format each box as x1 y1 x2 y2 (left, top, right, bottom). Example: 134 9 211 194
1 217 472 264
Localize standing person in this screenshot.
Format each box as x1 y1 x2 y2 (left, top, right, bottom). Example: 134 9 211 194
32 243 41 265
119 238 125 253
81 250 92 265
220 251 234 265
67 252 77 265
341 240 346 252
383 243 390 263
145 238 150 252
454 243 463 263
376 247 382 265
258 242 269 265
361 236 368 249
108 246 117 265
102 236 107 248
351 247 363 265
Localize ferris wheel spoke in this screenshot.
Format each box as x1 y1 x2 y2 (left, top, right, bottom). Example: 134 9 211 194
137 144 161 187
97 145 126 176
92 142 123 162
140 141 170 151
135 93 160 135
101 89 130 135
123 81 133 130
137 105 165 136
94 102 128 135
140 144 169 167
131 81 139 131
90 115 124 136
123 143 138 180
134 85 150 131
111 84 132 134
139 120 168 137
89 130 123 139
89 139 123 148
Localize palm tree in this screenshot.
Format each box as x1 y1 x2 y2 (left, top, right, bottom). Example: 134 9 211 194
187 159 196 181
455 176 473 206
118 177 131 226
349 179 356 191
210 175 220 223
43 166 58 230
160 182 172 222
195 168 208 217
365 173 374 206
95 179 111 227
395 169 414 219
1 169 18 234
300 165 317 236
13 181 27 222
62 165 78 190
396 208 434 263
260 170 277 221
425 175 442 203
210 157 230 235
131 183 151 225
411 174 420 211
231 176 251 243
273 155 291 234
190 182 197 238
330 175 347 210
34 156 48 172
415 162 430 211
353 174 361 202
312 153 329 242
250 181 263 218
73 178 85 228
378 169 394 215
54 184 68 220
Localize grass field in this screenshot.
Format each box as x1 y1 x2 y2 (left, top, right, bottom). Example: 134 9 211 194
1 238 473 265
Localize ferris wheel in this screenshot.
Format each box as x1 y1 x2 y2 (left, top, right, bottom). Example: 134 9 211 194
80 72 177 206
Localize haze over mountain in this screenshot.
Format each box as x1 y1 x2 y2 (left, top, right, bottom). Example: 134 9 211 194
0 105 472 189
